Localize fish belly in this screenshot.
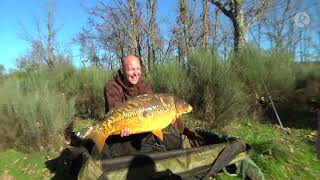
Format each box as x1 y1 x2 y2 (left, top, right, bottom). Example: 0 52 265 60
110 109 176 135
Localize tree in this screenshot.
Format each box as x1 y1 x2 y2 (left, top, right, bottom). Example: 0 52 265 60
261 0 298 51
201 0 210 50
176 0 189 64
78 33 102 67
0 64 5 76
175 0 199 64
209 0 269 51
79 1 135 67
18 1 62 70
147 0 157 70
128 0 141 57
212 8 221 51
80 0 165 71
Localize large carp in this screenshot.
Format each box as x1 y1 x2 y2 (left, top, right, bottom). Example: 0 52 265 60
83 94 193 152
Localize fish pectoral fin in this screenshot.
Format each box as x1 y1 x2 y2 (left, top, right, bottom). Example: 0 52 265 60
88 130 109 153
151 130 164 141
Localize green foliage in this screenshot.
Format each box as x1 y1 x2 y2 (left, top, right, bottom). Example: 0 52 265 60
226 120 320 180
147 52 249 129
294 62 320 95
16 64 112 118
228 47 305 123
187 52 249 129
0 77 75 151
146 61 192 98
230 47 297 102
1 48 319 151
0 64 113 150
0 64 5 76
57 67 113 118
15 63 75 94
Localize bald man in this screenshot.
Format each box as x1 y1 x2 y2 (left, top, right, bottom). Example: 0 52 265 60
104 54 153 137
105 54 152 111
102 54 186 159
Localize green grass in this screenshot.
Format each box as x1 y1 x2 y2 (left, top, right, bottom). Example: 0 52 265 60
0 149 55 180
218 119 320 180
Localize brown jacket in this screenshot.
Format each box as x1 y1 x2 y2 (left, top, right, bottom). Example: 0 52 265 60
104 70 153 114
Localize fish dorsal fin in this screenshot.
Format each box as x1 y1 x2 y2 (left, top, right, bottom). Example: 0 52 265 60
135 94 150 98
151 130 164 141
104 108 114 119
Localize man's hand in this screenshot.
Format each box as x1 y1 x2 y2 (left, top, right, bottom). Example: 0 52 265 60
172 117 177 124
120 127 131 137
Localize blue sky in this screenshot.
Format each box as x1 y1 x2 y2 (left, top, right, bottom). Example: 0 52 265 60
0 0 94 70
0 0 318 71
0 0 177 70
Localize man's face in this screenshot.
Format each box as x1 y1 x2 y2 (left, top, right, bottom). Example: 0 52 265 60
123 56 141 85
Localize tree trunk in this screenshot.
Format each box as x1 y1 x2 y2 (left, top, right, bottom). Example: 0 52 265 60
46 9 55 69
299 31 303 62
147 0 157 71
201 0 210 50
188 0 197 51
177 0 188 65
232 21 247 52
209 0 268 52
180 0 190 56
212 8 220 51
258 22 261 49
231 2 247 51
317 109 320 159
128 0 140 57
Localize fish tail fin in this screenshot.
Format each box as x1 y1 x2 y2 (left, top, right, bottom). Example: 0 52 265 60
87 130 109 153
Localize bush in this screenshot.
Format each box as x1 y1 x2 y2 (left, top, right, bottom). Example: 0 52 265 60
17 65 113 119
187 51 249 129
146 61 192 98
295 62 320 92
61 67 113 118
230 48 296 100
16 63 76 95
0 65 113 150
0 77 75 151
148 52 249 129
229 48 297 119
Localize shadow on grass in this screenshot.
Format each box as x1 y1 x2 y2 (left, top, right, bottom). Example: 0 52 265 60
263 107 317 130
45 148 84 180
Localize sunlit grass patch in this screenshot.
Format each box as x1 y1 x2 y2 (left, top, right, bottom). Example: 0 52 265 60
224 120 320 180
0 149 55 180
